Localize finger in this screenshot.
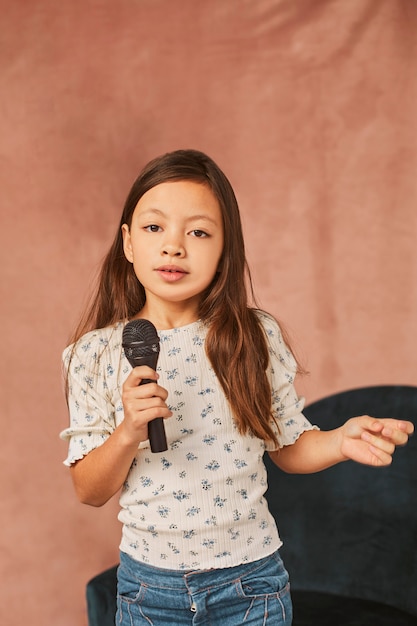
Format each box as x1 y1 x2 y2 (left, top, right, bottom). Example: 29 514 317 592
128 382 168 401
366 444 393 467
372 418 414 444
124 398 172 422
126 366 159 387
123 384 159 405
139 404 173 421
352 416 386 435
398 420 414 435
366 419 385 433
380 426 410 446
123 375 169 403
360 430 395 456
374 418 414 435
125 391 171 412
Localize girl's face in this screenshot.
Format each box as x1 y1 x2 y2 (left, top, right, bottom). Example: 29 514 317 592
122 180 224 320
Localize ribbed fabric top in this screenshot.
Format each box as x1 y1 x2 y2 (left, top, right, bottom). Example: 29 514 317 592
61 312 316 570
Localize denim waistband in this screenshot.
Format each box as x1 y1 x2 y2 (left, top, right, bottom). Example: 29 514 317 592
119 549 282 593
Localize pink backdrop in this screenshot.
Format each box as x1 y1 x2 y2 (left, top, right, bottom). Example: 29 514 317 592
1 1 416 624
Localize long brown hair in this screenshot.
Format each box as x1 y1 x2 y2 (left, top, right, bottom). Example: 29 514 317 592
70 149 282 445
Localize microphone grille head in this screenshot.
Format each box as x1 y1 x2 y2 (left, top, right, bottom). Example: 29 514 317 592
122 319 159 346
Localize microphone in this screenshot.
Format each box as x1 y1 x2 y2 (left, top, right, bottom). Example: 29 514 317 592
122 319 168 453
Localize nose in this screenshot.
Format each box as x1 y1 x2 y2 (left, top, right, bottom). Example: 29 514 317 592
162 241 185 258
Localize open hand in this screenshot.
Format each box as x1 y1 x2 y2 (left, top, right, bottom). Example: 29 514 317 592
339 416 414 467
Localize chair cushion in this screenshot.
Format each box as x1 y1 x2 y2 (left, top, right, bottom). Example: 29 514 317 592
292 591 417 626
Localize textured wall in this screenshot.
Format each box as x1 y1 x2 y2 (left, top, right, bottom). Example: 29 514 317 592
1 1 416 624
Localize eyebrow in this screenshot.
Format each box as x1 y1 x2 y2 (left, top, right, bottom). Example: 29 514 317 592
138 208 220 226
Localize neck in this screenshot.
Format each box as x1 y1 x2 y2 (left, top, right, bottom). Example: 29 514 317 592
133 300 200 331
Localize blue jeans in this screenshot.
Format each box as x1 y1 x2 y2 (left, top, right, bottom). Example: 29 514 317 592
116 549 292 625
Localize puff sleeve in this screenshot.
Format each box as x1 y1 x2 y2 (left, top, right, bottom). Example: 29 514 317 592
60 326 125 466
258 312 318 450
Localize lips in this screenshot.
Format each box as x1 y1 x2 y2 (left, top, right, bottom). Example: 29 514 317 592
157 265 187 274
156 265 188 282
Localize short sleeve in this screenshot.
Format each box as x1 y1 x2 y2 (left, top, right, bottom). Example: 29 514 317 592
258 312 318 451
60 329 119 466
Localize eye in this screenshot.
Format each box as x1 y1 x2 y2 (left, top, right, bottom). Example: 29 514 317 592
145 224 162 233
190 229 209 238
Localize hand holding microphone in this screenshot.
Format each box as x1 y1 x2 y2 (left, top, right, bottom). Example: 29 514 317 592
122 319 168 453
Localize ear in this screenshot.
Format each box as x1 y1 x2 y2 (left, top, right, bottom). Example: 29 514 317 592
121 224 133 263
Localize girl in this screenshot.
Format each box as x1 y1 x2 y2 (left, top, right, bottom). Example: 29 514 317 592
61 149 413 626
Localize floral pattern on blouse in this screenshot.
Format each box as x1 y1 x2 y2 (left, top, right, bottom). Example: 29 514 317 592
61 311 317 570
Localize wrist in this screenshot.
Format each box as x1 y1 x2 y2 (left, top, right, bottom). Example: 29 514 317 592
337 423 354 463
116 420 148 451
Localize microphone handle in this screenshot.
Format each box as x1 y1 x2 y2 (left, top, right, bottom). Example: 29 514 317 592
139 377 168 453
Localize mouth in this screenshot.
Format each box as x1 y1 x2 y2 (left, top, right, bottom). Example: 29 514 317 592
156 265 188 282
157 265 187 274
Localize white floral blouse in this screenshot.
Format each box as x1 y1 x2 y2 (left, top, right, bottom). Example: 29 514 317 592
61 311 316 570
